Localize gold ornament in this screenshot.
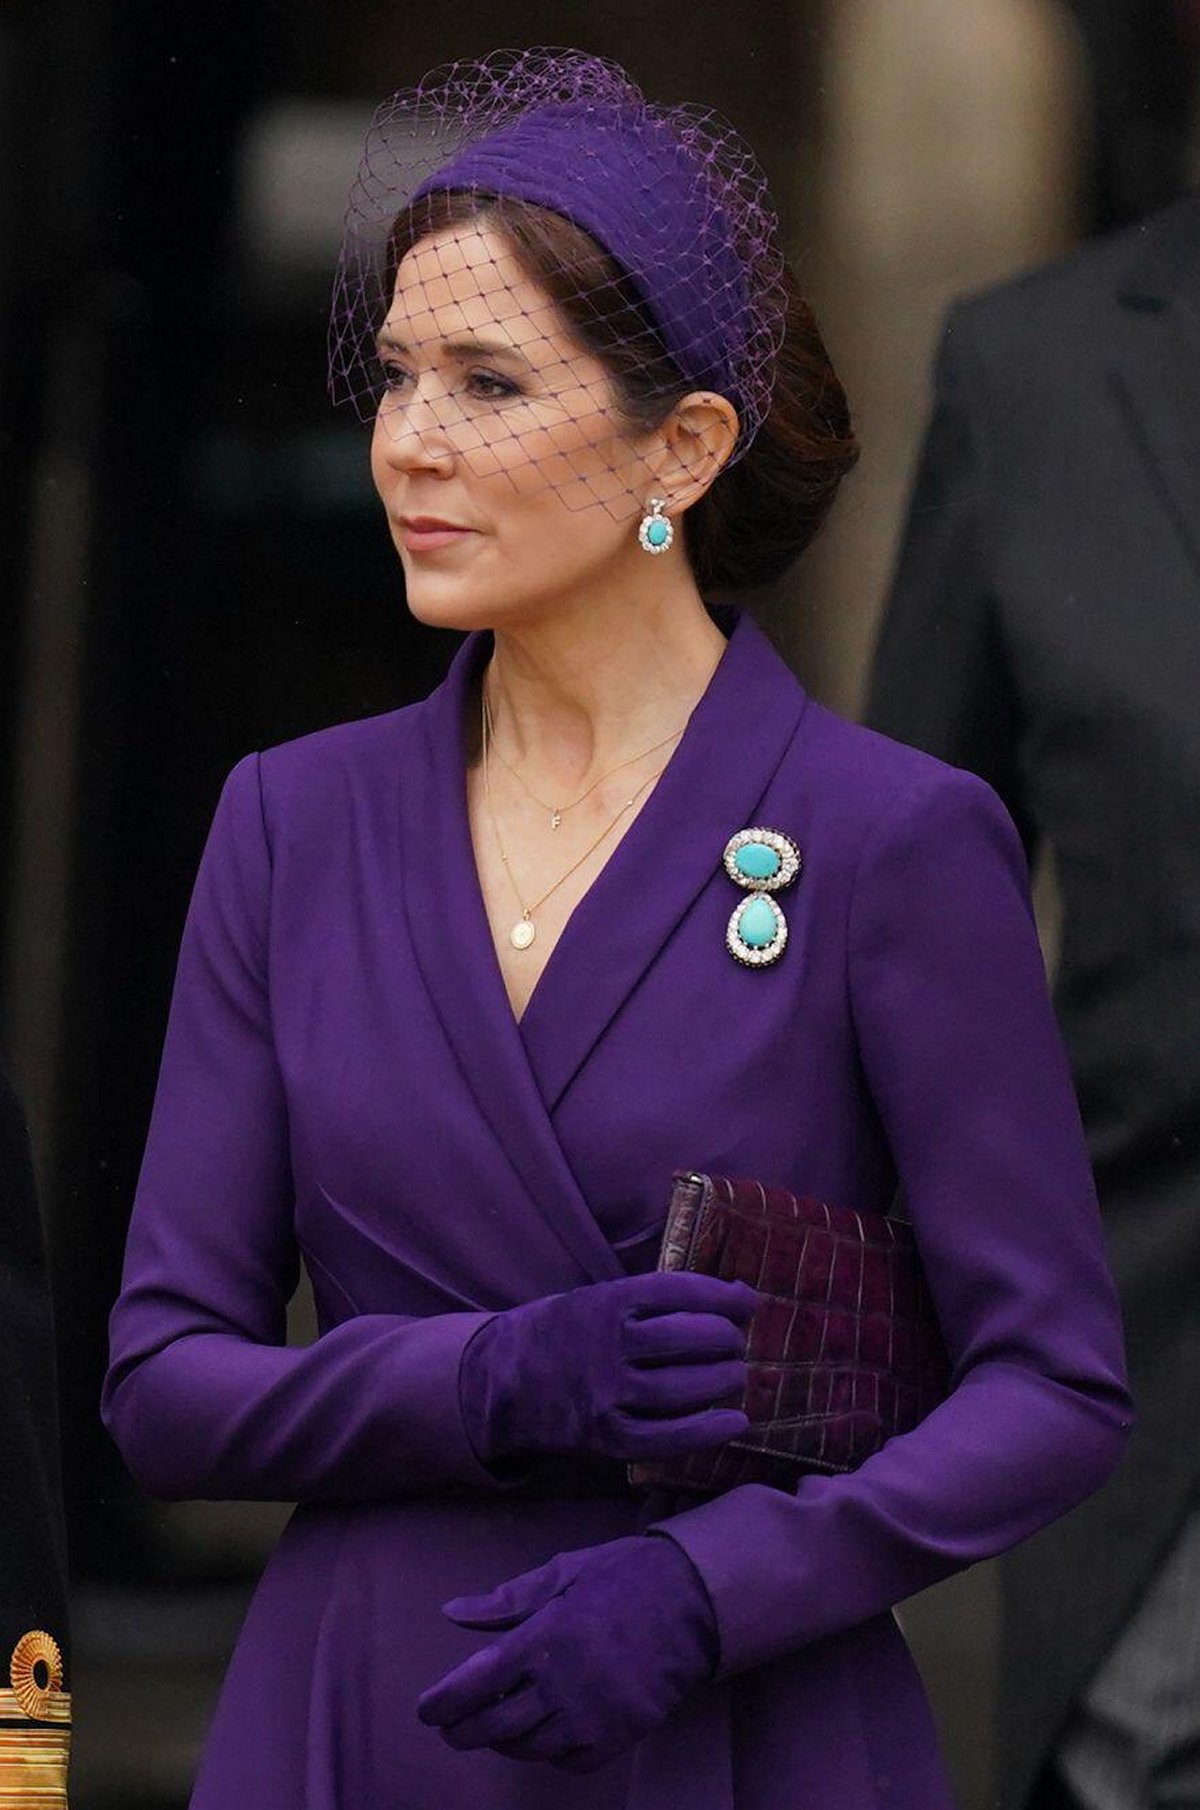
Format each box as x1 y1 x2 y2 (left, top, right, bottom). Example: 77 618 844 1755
481 687 667 952
9 1632 64 1720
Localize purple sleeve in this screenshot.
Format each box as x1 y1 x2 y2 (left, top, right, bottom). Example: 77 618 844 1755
102 755 498 1503
655 764 1132 1676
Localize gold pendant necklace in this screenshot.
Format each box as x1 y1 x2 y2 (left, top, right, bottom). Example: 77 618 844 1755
481 688 664 950
482 688 685 831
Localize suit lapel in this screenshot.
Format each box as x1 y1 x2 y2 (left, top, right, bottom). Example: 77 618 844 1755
399 614 808 1263
398 635 623 1285
518 613 809 1110
1111 195 1200 579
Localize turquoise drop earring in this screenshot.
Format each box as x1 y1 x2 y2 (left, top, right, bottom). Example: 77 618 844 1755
637 497 674 555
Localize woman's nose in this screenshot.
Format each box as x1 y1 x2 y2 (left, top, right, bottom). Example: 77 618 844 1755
375 389 456 473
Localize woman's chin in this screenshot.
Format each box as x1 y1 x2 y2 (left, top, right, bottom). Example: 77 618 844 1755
401 580 498 635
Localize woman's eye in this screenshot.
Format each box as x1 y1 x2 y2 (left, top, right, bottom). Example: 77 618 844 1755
377 361 413 392
467 370 520 401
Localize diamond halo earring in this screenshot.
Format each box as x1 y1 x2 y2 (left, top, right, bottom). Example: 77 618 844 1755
637 497 674 555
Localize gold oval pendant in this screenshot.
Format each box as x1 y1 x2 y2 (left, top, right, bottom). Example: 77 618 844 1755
509 919 536 950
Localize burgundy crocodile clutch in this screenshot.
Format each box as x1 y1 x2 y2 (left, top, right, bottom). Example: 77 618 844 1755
629 1172 950 1495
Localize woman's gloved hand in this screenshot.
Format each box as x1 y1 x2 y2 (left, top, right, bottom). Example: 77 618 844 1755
459 1272 757 1466
417 1534 718 1772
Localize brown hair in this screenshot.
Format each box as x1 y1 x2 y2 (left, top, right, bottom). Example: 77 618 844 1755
387 191 858 589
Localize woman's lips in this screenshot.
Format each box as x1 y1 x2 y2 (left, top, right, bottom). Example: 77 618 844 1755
399 517 476 554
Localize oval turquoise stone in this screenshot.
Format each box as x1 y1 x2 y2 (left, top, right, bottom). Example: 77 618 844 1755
738 896 778 948
646 518 669 546
734 841 781 881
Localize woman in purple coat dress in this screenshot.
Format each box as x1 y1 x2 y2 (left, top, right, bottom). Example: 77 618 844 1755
103 49 1131 1810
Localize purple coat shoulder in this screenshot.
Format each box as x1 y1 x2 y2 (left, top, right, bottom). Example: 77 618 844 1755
104 614 1131 1810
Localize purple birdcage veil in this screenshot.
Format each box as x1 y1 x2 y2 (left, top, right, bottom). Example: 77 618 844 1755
328 47 788 517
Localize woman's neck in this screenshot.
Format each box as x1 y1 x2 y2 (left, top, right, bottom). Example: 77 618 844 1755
482 588 729 787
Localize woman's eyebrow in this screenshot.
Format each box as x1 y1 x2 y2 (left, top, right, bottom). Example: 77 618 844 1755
447 337 533 369
375 330 532 370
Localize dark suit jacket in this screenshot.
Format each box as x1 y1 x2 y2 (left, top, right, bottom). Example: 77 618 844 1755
867 194 1200 1808
0 1061 71 1791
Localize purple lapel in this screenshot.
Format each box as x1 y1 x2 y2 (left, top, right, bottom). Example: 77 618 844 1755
397 612 808 1277
398 635 624 1285
519 613 809 1108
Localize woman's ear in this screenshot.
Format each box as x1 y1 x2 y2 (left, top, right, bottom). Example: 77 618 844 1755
643 391 740 511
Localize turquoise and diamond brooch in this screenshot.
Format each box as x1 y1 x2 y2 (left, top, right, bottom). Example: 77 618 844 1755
722 827 802 968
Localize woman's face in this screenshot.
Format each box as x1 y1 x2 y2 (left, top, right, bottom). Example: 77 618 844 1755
370 222 656 633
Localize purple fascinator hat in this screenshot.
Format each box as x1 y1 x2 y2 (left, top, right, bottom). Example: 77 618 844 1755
328 48 787 487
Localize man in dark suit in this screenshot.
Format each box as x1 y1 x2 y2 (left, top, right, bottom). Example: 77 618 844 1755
0 1061 71 1803
867 195 1200 1810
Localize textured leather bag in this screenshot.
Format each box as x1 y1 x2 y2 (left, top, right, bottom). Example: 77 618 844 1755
629 1172 950 1495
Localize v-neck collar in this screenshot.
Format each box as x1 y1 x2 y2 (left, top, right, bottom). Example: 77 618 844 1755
515 611 809 1103
396 610 808 1277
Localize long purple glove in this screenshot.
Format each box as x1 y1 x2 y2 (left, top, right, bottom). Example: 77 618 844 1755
458 1272 756 1466
417 1535 717 1772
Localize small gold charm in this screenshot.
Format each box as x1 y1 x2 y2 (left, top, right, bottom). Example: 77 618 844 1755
509 919 536 950
550 810 562 830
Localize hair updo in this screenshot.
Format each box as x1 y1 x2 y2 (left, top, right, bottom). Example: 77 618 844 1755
388 190 858 592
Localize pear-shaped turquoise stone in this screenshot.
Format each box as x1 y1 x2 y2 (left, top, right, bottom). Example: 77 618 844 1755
646 517 669 546
738 896 778 948
734 841 781 881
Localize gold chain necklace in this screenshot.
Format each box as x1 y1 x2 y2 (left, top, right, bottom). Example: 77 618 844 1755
481 688 666 951
482 686 685 831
